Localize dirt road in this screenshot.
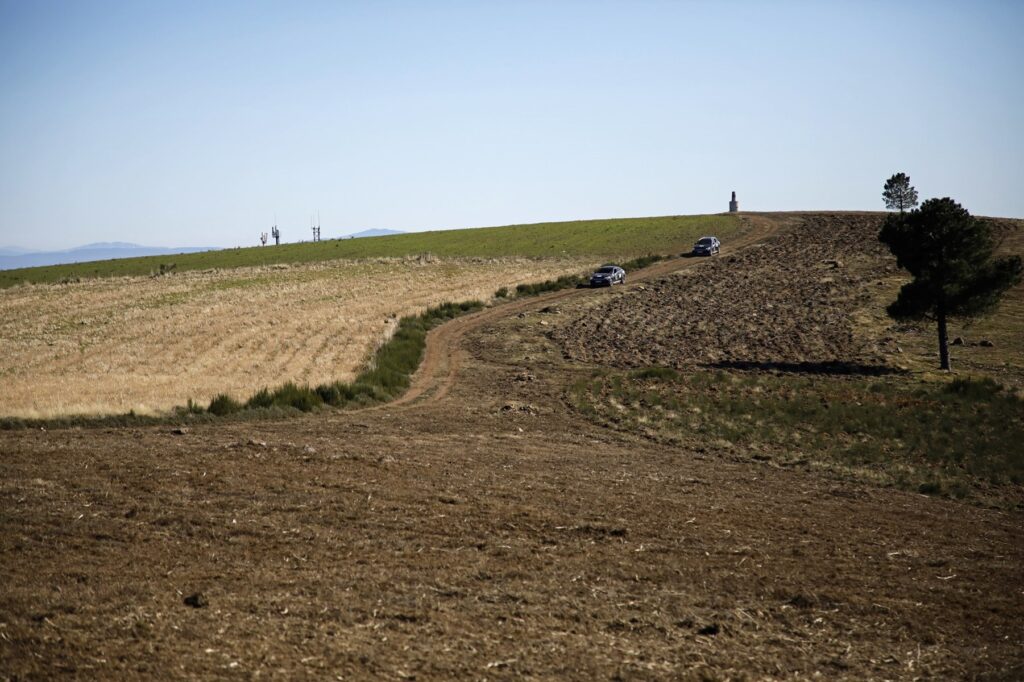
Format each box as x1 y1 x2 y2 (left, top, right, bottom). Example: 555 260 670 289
2 213 1021 680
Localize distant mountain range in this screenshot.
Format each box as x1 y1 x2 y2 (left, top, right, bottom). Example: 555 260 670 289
0 246 37 257
0 231 404 270
342 228 405 239
0 242 219 271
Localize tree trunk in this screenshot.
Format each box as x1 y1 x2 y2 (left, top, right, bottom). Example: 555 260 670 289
937 306 951 371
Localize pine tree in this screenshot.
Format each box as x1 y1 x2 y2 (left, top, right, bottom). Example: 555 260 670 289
879 197 1022 370
882 172 919 212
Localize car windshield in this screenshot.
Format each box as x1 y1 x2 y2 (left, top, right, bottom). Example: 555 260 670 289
596 267 616 274
697 238 714 246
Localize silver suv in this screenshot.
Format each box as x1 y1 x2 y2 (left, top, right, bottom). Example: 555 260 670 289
589 264 625 287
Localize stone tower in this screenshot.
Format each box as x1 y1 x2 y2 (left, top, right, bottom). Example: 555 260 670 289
729 191 739 213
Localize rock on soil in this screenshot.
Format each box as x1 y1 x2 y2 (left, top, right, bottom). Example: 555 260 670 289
500 401 538 415
552 214 892 368
183 592 208 608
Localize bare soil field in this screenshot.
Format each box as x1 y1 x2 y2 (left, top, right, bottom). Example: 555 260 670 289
0 257 591 418
552 214 895 369
1 214 1021 680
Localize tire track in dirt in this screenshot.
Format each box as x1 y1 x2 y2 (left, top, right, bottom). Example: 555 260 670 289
389 214 792 408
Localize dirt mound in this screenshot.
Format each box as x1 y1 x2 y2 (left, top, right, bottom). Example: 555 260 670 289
553 214 894 368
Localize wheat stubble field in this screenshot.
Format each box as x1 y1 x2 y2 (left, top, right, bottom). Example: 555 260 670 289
0 256 593 418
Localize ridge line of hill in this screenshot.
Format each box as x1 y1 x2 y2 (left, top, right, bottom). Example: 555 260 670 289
0 213 739 289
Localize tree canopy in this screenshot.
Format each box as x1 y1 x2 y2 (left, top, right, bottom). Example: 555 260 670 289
882 172 919 212
879 197 1021 370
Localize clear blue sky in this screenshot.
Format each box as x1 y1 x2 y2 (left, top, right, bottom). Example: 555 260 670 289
1 1 1021 250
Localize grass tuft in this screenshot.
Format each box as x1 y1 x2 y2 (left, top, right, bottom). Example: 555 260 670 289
945 376 1002 400
244 382 323 412
620 254 665 271
208 393 242 416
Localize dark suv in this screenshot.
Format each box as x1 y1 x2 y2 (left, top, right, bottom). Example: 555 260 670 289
692 236 721 256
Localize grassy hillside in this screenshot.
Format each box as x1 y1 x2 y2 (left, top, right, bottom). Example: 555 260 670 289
0 214 738 288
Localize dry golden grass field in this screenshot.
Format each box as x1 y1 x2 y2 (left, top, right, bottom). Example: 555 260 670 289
0 256 592 418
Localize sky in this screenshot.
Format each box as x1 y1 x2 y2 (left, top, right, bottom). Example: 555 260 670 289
1 1 1022 251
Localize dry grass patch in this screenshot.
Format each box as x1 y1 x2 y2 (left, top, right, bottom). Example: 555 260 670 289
0 257 592 417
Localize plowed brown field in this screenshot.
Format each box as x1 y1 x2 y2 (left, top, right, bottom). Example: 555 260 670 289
552 214 893 368
1 214 1021 680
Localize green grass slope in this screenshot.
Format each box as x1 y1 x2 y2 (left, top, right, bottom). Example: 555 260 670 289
0 214 738 288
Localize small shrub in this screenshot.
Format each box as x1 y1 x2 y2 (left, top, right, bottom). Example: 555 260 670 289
208 394 241 416
495 286 509 298
621 254 665 271
515 273 585 296
268 382 323 412
315 382 353 406
246 388 274 409
350 382 388 402
949 481 971 499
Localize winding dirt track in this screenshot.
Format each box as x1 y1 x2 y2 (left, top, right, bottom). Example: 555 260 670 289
393 213 788 407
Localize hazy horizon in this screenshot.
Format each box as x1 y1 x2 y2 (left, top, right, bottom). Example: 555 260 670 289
2 1 1022 251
